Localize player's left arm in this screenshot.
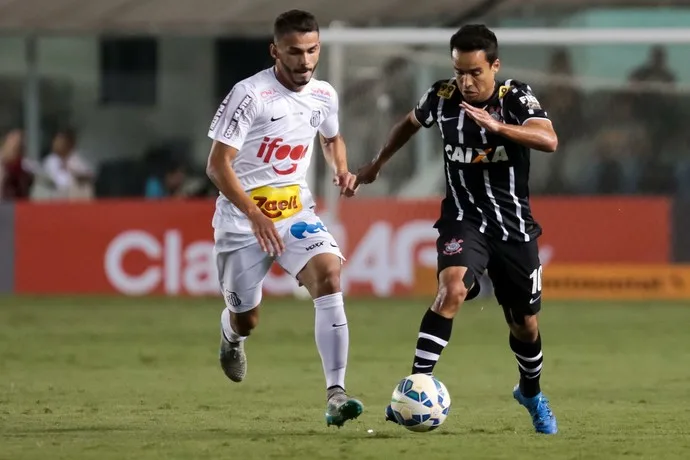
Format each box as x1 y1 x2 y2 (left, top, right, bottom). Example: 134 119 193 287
318 89 357 196
494 118 557 153
462 85 558 152
319 133 348 175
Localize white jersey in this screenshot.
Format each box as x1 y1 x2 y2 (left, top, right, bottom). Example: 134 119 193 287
208 67 339 233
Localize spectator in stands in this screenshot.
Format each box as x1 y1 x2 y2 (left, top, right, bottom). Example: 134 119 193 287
628 45 675 85
144 160 187 199
627 46 680 150
577 93 651 194
541 49 584 144
536 48 584 194
665 131 690 198
0 129 34 200
42 128 94 200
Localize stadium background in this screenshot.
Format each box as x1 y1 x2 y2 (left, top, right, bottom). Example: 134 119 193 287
2 1 690 300
2 2 690 459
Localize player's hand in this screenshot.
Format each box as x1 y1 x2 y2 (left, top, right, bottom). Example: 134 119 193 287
248 210 285 257
354 161 381 187
334 171 358 197
461 102 502 133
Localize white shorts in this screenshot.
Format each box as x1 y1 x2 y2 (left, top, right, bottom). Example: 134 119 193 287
214 209 344 313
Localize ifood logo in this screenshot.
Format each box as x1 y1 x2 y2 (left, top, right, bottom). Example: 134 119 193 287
256 137 308 175
104 230 218 295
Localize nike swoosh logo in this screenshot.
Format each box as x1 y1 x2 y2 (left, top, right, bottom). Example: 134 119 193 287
330 243 338 248
270 115 286 121
414 362 433 368
332 323 347 328
530 295 541 304
439 116 459 122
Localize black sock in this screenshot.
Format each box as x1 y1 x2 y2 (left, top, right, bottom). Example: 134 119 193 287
509 332 543 398
411 308 453 375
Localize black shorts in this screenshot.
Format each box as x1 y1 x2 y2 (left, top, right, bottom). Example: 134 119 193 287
436 221 543 319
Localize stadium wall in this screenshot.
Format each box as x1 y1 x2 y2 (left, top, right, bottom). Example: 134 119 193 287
1 197 688 300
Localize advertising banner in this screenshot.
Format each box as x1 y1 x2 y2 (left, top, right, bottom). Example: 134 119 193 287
12 197 672 298
543 264 690 300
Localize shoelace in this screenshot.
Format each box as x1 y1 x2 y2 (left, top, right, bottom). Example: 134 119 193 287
533 398 553 425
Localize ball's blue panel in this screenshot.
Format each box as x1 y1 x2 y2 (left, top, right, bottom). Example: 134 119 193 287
403 379 413 393
406 390 420 402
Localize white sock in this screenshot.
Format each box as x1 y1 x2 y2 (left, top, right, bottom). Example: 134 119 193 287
220 308 246 343
314 292 349 390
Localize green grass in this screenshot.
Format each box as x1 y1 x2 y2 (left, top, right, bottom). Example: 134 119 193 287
1 296 690 460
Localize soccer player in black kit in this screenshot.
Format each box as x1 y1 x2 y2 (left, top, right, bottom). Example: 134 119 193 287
356 25 559 434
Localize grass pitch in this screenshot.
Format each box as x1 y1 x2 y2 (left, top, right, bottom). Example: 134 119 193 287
1 296 690 460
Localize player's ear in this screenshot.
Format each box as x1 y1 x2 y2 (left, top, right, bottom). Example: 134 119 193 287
491 58 501 74
269 42 278 60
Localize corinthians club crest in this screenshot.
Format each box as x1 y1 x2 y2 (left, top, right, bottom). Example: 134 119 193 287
488 105 503 122
310 110 321 127
443 238 463 255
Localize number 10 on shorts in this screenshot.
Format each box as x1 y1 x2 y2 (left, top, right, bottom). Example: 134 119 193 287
529 265 543 295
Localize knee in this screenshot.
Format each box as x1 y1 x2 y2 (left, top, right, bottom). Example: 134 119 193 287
317 266 341 297
233 309 259 336
433 281 468 318
508 314 539 342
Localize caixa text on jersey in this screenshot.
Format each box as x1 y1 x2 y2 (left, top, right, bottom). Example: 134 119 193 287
445 145 509 164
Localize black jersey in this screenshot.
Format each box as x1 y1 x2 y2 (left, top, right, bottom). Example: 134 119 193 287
414 78 550 243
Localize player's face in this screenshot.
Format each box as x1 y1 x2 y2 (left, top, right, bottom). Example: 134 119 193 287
52 133 74 156
451 49 500 103
271 31 320 89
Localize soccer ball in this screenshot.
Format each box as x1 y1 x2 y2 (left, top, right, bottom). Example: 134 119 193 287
390 374 451 432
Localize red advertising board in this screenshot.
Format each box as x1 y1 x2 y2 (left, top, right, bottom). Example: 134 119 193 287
14 197 671 297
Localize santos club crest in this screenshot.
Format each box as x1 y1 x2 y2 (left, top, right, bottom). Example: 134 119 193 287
310 110 321 127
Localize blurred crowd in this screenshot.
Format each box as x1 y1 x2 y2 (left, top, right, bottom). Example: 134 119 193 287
531 45 689 197
347 44 690 198
0 127 216 202
1 45 688 203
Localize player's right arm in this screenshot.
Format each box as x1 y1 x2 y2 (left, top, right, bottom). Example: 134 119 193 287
206 142 260 218
356 84 437 186
206 84 285 256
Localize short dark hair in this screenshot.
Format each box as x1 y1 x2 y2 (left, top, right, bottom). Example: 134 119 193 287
449 24 498 64
274 10 319 39
55 127 77 145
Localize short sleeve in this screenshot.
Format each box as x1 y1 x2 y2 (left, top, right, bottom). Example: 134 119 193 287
501 83 549 125
412 83 442 128
208 83 260 150
318 88 339 139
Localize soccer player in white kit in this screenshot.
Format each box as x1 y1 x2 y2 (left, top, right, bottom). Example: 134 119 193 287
205 10 363 427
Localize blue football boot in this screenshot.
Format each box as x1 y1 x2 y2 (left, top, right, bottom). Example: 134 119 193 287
513 384 558 434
